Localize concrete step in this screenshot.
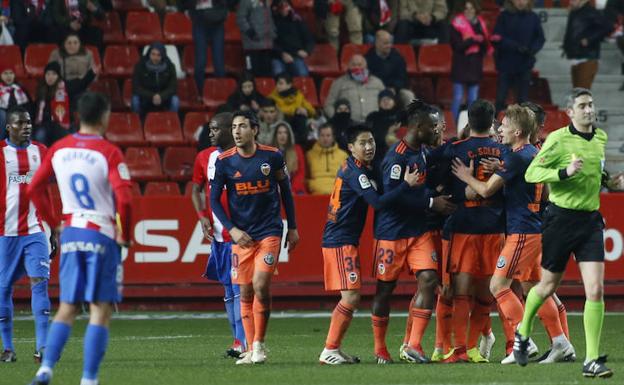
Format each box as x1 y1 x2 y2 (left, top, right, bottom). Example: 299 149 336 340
547 75 624 110
535 8 568 43
535 44 622 76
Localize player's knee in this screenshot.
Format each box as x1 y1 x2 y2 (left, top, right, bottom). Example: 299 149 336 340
585 282 603 301
417 271 438 292
375 280 396 298
341 291 360 308
489 279 509 296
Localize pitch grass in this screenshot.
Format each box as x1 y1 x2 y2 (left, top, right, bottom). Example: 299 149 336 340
4 312 623 385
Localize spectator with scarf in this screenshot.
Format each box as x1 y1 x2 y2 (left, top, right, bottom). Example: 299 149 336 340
34 61 70 145
0 66 30 138
449 0 492 123
271 0 314 77
50 0 104 52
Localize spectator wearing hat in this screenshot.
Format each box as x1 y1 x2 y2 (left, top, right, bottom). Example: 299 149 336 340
268 71 316 144
328 98 356 151
34 61 71 146
0 66 30 138
366 88 401 169
131 41 179 117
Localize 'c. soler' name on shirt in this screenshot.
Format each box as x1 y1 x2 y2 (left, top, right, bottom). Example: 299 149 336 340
8 170 34 184
61 241 107 254
61 150 98 165
467 147 501 158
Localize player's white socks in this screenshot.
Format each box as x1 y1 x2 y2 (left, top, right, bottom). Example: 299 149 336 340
80 378 98 385
552 334 568 345
36 366 52 378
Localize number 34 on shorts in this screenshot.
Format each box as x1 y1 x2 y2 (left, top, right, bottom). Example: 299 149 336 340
322 245 361 291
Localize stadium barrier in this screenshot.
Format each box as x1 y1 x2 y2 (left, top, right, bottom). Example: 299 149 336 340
14 194 624 308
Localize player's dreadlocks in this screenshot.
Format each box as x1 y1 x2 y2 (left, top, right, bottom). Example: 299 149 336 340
403 98 435 128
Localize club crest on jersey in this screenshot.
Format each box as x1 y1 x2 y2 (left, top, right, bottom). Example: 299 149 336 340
390 164 401 180
260 163 271 176
231 267 238 279
431 251 438 263
497 256 506 269
378 263 386 275
263 253 275 266
348 272 358 284
358 174 371 189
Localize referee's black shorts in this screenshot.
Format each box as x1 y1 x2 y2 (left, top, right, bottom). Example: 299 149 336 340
541 203 605 273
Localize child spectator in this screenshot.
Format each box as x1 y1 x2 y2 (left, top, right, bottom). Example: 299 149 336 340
225 72 267 113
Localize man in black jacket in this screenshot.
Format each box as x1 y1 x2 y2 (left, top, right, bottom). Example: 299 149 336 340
271 0 315 77
604 0 624 90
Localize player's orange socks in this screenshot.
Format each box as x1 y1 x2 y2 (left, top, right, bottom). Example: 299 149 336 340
240 297 255 348
403 296 416 344
325 301 355 350
495 288 524 330
434 295 453 351
495 301 516 354
558 302 570 340
408 308 432 350
467 298 492 349
452 295 471 353
252 297 270 343
371 315 389 355
538 297 564 340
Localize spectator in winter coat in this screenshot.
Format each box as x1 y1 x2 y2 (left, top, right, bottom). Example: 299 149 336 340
257 98 284 145
306 122 349 194
328 98 356 151
365 29 415 108
271 0 314 77
394 0 448 45
268 72 315 144
604 0 624 90
491 0 545 112
131 42 179 117
563 0 613 89
323 54 385 123
225 72 267 113
449 0 492 123
237 0 276 77
365 88 401 170
273 120 307 194
50 0 104 52
0 67 30 138
34 62 70 146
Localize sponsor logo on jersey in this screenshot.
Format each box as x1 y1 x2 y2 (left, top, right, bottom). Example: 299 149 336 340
348 272 358 284
358 174 371 189
497 255 506 269
260 163 271 176
235 180 271 195
61 241 107 255
378 263 385 275
264 253 275 266
8 171 34 184
390 164 401 180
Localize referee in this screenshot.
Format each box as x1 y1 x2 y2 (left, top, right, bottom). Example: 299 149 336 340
512 88 623 377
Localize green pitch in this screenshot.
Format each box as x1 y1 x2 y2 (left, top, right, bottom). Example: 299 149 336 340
4 312 623 385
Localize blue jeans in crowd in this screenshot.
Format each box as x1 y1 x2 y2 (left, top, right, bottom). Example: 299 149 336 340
451 83 479 123
131 95 180 116
192 22 225 93
271 57 309 77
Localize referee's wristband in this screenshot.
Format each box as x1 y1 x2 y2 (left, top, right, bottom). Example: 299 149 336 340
558 168 570 180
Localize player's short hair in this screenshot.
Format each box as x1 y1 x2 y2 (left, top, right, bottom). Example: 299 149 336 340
565 88 592 110
468 99 495 134
77 92 110 126
404 98 434 128
346 124 373 144
6 106 30 122
520 101 545 127
232 109 259 129
505 104 536 139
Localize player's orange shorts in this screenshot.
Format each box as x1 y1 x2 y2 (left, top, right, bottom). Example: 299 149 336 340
441 238 452 286
322 245 361 291
373 232 437 282
231 236 281 285
449 233 504 277
494 233 542 282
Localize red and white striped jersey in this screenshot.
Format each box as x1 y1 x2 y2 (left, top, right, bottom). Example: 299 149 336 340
0 140 46 236
28 133 133 242
192 146 232 243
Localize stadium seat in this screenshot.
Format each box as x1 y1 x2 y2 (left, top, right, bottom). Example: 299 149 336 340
92 11 124 44
410 76 435 104
306 44 340 77
162 147 198 181
479 77 499 101
291 0 313 7
24 44 56 77
224 43 244 74
124 147 165 182
319 77 335 107
224 13 241 43
417 44 452 75
103 45 140 77
144 181 182 196
125 11 163 45
85 45 102 74
122 78 132 109
105 112 144 147
435 77 453 108
183 111 211 144
483 54 496 76
340 43 372 71
203 77 237 110
255 77 276 97
177 78 202 111
528 77 553 106
481 9 500 33
544 110 570 134
184 181 194 195
293 77 319 107
144 112 185 146
394 44 419 76
164 12 193 45
112 0 145 12
89 78 124 111
182 45 214 75
19 78 37 101
130 181 142 196
0 45 24 78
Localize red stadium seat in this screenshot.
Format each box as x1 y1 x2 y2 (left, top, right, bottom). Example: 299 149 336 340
130 181 142 196
183 111 211 143
122 78 132 109
162 147 198 181
340 43 372 71
103 45 140 77
255 77 276 97
124 147 165 182
184 181 194 195
481 9 500 33
24 44 56 77
306 44 340 77
410 76 435 104
85 45 102 74
89 78 124 111
125 11 163 45
224 43 244 74
417 44 452 75
394 44 419 75
164 12 193 45
182 45 214 75
203 77 237 110
479 77 499 101
435 77 453 108
177 78 202 111
105 112 144 147
291 0 313 7
92 11 124 44
529 77 553 106
144 112 185 146
293 77 319 107
0 45 25 78
112 0 145 11
483 54 496 76
19 78 37 100
544 110 570 134
319 77 335 107
224 13 241 43
144 182 182 196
